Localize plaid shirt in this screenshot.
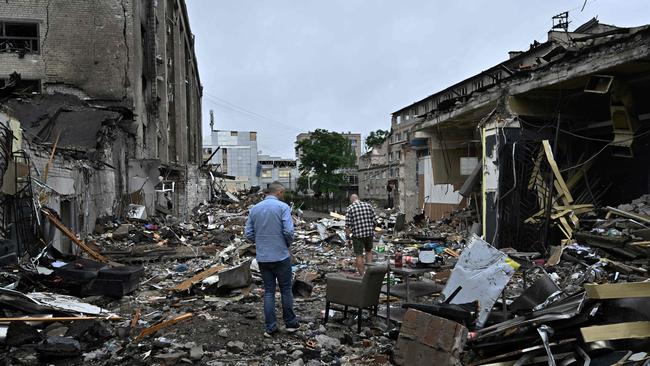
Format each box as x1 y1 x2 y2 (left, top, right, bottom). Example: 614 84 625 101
345 200 376 238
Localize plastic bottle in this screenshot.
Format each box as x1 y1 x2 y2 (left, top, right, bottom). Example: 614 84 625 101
377 236 386 261
394 250 403 268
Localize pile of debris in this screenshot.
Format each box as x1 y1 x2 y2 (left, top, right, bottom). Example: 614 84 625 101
0 191 400 365
381 194 650 365
2 185 649 365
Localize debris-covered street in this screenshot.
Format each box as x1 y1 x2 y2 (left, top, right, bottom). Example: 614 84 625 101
2 1 650 365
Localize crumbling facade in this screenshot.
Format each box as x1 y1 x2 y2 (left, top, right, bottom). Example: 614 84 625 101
392 18 650 250
358 140 389 202
0 0 205 254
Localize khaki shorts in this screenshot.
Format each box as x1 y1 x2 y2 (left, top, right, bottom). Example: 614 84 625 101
352 237 373 256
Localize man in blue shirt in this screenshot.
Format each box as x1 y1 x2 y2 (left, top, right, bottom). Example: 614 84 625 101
245 181 299 336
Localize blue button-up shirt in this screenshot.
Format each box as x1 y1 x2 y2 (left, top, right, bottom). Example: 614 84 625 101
245 195 294 263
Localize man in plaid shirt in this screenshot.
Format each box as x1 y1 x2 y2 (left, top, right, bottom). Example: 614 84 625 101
345 194 376 275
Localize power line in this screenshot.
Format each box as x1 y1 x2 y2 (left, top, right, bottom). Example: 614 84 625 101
559 128 650 172
203 92 302 132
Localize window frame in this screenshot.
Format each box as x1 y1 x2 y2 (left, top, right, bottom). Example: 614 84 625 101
0 20 40 54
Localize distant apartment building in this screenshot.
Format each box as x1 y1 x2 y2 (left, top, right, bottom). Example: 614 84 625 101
358 140 389 201
295 131 362 163
203 130 259 189
295 131 361 194
257 154 298 190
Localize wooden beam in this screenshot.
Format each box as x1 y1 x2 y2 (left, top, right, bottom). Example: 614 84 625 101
581 321 650 343
585 282 650 299
42 209 108 262
130 308 141 329
542 140 573 203
135 313 193 341
0 316 121 322
169 265 226 292
606 206 650 225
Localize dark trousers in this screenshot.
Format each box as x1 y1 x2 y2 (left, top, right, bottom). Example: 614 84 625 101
258 257 297 332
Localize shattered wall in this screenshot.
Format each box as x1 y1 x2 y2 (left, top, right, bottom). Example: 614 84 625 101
0 0 203 167
1 0 207 237
26 143 119 253
183 164 211 217
398 146 419 221
0 0 133 99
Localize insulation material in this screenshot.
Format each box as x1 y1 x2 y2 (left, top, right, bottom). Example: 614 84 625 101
440 234 519 327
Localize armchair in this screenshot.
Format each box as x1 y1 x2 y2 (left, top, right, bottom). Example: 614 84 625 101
324 264 388 332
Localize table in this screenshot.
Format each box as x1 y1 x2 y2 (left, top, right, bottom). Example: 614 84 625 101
390 266 440 302
373 260 440 328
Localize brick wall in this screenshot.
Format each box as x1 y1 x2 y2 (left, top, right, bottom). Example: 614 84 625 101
0 0 133 100
182 163 211 218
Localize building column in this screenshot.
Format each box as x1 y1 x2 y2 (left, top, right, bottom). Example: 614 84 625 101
481 117 521 245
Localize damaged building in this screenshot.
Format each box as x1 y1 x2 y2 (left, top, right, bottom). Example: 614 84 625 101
0 0 207 256
391 17 650 251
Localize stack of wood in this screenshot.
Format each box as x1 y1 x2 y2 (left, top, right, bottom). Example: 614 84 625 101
525 140 594 239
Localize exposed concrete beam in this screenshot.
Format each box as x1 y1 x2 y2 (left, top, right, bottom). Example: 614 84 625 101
417 31 650 132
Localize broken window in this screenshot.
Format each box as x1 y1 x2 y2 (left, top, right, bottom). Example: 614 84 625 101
261 169 272 179
0 21 39 54
278 169 291 178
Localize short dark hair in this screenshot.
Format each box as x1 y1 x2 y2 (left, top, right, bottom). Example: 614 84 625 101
268 181 285 194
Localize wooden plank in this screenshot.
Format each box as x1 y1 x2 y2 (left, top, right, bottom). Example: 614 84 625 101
42 132 60 183
585 282 650 299
329 212 346 220
135 313 193 341
444 248 459 258
169 265 227 292
554 204 594 210
0 316 121 322
542 140 574 203
130 309 141 328
546 244 566 266
42 209 108 262
558 217 573 239
581 321 650 343
606 206 650 225
600 258 647 275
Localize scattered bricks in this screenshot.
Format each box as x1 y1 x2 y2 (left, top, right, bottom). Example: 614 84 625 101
112 224 133 240
394 309 467 366
373 354 390 364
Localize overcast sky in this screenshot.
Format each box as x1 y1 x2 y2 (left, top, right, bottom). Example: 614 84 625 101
187 0 650 158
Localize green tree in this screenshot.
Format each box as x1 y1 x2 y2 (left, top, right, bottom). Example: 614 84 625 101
296 129 356 194
365 129 389 149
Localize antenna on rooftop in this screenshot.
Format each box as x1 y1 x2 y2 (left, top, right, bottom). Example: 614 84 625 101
209 110 215 131
552 11 570 32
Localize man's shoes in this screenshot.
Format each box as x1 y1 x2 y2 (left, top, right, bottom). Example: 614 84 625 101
264 328 279 338
285 323 300 333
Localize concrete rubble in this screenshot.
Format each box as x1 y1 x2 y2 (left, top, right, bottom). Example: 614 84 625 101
0 188 647 365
